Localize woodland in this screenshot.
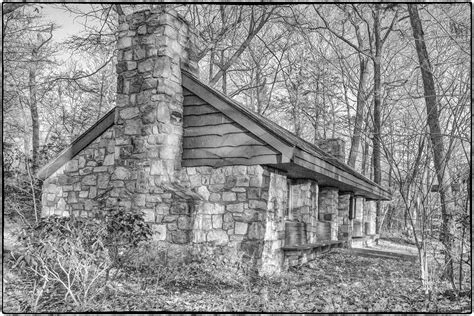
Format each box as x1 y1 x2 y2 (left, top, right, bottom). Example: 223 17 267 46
2 3 471 313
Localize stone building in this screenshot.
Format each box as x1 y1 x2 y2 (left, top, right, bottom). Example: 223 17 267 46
37 8 390 274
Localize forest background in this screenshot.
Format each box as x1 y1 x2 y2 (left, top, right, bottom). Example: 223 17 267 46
3 2 471 308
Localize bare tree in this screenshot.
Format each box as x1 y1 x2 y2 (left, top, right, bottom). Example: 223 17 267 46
408 3 456 287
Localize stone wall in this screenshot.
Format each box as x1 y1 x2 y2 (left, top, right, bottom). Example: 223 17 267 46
175 165 269 263
318 187 339 240
41 128 115 217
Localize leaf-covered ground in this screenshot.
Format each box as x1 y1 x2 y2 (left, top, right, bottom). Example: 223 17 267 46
94 249 470 312
4 241 471 313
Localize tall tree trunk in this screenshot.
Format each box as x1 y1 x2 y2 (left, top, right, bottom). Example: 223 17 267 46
373 5 383 234
408 3 455 286
29 51 40 174
313 78 321 141
221 50 227 94
347 56 368 168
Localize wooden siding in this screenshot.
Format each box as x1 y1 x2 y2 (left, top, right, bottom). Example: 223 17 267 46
182 88 280 167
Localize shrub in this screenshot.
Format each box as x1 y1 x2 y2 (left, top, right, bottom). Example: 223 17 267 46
7 208 151 312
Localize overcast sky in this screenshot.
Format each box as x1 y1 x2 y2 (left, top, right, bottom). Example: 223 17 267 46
41 4 82 42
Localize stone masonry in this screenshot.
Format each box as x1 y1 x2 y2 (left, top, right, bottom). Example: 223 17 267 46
318 187 339 240
41 128 115 217
337 194 352 242
40 8 374 274
289 179 319 243
111 8 201 243
363 200 376 235
261 169 288 274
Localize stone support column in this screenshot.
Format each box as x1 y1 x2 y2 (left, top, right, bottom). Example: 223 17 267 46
353 196 365 237
337 193 351 242
318 187 339 241
364 200 377 235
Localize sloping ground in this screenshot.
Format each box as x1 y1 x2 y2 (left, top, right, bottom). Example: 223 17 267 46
350 239 419 261
4 247 471 313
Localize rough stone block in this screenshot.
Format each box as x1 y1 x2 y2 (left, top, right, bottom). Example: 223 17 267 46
79 191 89 198
113 167 131 180
193 230 206 243
177 216 190 229
81 175 96 186
207 230 228 245
226 203 244 213
236 175 250 187
212 214 223 229
211 172 226 185
248 222 265 240
195 214 212 230
152 224 167 241
249 199 267 210
209 193 221 202
143 209 155 222
202 202 224 215
117 36 132 49
65 160 79 173
234 221 248 235
171 230 189 244
189 174 201 187
120 107 140 120
97 173 110 189
208 184 224 192
222 192 236 201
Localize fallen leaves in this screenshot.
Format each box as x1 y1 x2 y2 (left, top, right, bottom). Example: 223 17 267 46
4 247 470 313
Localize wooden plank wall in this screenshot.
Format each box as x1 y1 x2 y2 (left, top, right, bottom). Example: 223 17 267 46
182 88 280 167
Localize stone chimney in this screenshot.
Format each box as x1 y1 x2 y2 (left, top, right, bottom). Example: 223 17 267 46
315 138 346 163
112 8 198 211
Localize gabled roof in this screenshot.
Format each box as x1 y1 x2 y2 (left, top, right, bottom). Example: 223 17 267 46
181 71 390 200
38 69 390 201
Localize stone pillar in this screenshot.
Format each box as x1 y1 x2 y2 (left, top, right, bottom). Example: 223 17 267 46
315 138 346 162
288 179 318 244
112 8 198 242
337 193 351 242
353 196 364 237
318 187 339 240
364 200 377 235
261 168 288 275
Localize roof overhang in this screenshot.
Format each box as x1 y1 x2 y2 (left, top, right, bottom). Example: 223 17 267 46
182 71 391 201
37 108 116 180
37 70 391 201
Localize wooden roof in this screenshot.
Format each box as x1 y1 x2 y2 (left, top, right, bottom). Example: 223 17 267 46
181 71 390 200
37 70 390 200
